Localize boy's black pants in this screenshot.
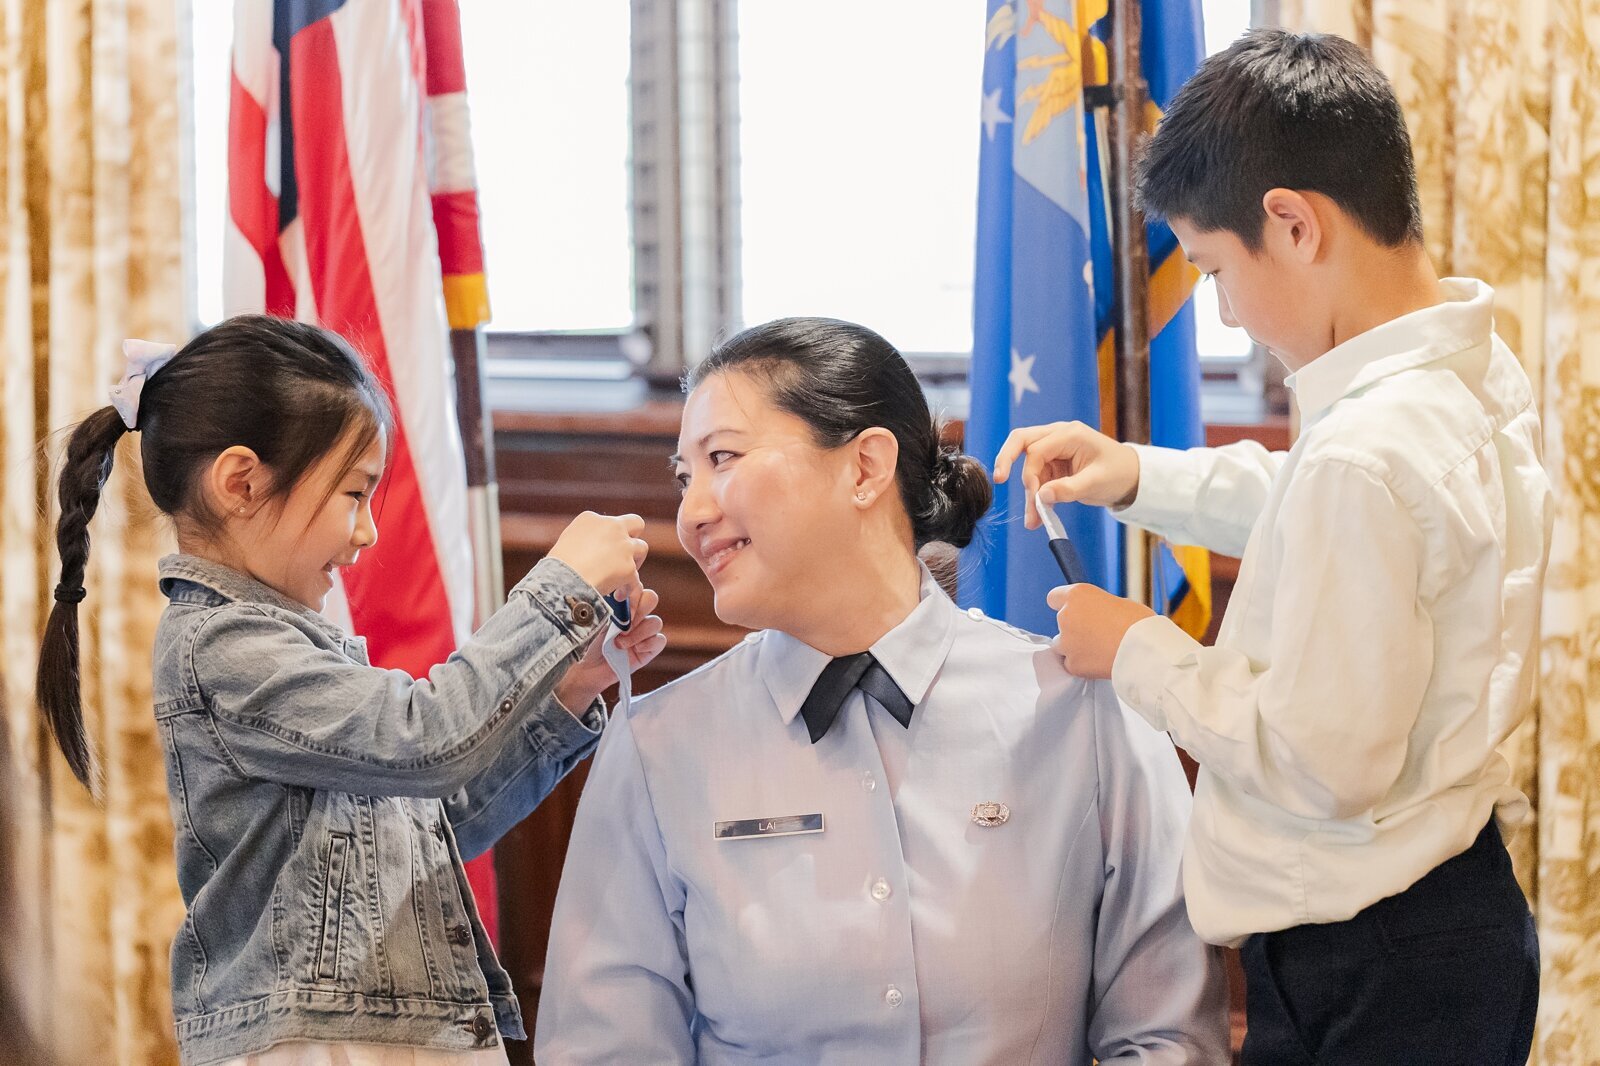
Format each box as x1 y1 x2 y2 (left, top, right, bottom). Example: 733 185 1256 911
1239 820 1539 1066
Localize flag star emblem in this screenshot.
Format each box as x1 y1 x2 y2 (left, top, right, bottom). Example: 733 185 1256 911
1009 349 1041 405
981 88 1013 141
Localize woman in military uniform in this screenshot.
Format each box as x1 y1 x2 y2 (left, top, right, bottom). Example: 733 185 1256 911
536 318 1227 1065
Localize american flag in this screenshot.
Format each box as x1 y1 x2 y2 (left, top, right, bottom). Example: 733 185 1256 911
224 0 499 936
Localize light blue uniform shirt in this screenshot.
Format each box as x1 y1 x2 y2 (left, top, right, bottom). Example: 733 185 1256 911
537 568 1228 1065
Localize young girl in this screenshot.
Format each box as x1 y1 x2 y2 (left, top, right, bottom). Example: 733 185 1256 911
35 315 664 1066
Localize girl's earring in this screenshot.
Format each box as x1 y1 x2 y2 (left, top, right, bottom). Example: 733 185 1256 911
855 492 869 502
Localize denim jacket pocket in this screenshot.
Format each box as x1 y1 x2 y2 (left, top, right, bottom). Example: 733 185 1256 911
314 832 353 983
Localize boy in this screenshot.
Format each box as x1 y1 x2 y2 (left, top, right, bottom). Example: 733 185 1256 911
995 29 1551 1065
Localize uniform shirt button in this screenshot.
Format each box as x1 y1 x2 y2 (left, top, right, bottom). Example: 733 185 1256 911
870 879 892 902
861 771 877 793
742 631 761 645
885 985 904 1008
966 606 984 620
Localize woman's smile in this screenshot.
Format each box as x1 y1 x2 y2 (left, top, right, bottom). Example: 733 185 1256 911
702 536 750 577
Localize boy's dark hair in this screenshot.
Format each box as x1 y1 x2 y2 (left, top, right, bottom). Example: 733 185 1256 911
36 314 392 793
687 317 992 550
1135 28 1424 250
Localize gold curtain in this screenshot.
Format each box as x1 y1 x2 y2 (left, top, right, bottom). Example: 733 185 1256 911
0 0 187 1062
1277 1 1600 1060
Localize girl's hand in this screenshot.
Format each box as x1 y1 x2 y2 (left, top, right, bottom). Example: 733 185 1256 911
555 588 667 713
549 511 649 599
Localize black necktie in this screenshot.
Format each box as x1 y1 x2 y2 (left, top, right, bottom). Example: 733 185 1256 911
798 652 914 744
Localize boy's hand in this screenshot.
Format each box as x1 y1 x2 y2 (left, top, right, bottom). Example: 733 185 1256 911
556 587 667 713
549 511 649 600
993 421 1142 529
1047 584 1154 679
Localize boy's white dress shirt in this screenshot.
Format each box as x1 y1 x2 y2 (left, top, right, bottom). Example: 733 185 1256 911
537 567 1228 1064
1112 277 1552 947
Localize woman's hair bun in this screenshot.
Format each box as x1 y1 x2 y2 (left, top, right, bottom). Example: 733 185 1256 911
913 446 992 550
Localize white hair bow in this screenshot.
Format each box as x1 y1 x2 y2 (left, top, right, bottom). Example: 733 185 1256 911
109 339 179 430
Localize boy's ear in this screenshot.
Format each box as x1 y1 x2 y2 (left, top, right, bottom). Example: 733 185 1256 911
1260 188 1323 265
850 428 901 506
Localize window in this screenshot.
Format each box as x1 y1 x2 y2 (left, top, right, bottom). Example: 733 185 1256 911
460 3 632 332
190 2 1262 393
1195 0 1255 361
737 1 1255 365
1204 0 1255 55
736 0 982 356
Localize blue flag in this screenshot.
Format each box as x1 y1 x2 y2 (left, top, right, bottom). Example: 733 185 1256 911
961 0 1211 639
1087 0 1212 637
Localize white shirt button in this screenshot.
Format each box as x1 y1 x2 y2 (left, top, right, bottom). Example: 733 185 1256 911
966 606 984 620
884 985 904 1008
861 771 877 793
742 631 761 645
870 878 892 902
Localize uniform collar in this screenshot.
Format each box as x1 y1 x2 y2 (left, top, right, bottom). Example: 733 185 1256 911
759 562 958 728
157 553 349 643
1287 277 1494 425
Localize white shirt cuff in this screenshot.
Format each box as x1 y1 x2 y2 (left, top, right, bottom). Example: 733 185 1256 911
1113 444 1203 532
1111 613 1199 732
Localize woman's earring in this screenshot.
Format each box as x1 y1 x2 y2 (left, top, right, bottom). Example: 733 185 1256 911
855 491 869 502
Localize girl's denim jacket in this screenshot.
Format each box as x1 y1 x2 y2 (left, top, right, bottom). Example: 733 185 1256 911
151 553 610 1065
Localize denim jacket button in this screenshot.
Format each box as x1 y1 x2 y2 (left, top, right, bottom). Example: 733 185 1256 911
497 697 515 715
450 924 473 946
566 596 597 627
471 1013 495 1043
430 820 444 840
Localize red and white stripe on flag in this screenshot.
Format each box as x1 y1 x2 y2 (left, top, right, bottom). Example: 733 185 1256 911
420 0 490 331
224 0 498 939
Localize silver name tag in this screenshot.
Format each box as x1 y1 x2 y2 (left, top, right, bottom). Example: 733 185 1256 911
713 813 825 840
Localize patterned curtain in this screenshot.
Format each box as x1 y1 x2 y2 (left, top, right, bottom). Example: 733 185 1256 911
1277 1 1600 1060
0 0 187 1062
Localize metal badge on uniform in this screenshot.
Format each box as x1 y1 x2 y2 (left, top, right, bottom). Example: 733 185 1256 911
713 813 825 841
971 802 1010 827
